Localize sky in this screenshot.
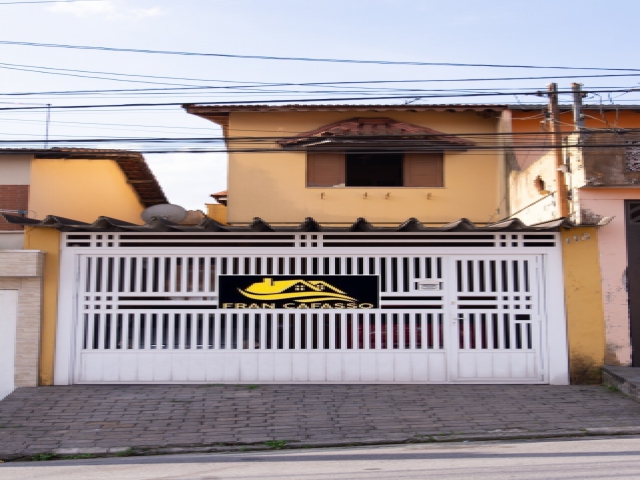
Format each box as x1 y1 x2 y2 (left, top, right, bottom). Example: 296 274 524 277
1 0 639 212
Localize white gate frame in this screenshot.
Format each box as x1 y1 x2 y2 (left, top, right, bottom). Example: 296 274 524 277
0 290 18 400
54 244 569 385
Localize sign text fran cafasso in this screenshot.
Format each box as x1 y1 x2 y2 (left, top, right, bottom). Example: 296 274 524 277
218 275 379 309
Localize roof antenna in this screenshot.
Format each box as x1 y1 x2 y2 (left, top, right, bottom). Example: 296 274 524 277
44 103 51 149
404 97 420 105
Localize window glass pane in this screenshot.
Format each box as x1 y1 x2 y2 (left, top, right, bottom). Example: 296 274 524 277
345 153 403 187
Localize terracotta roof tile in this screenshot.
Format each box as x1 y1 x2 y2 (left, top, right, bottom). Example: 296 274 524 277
277 117 475 148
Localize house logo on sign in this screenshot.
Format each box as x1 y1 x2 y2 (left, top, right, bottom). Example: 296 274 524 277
219 275 379 309
240 278 356 303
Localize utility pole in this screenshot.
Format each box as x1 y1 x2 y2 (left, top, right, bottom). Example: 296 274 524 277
548 83 570 218
571 83 585 130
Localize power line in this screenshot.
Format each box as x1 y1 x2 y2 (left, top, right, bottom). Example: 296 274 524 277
0 117 220 131
1 129 637 143
3 83 640 98
2 40 640 72
0 62 271 86
0 87 637 111
0 0 102 4
5 61 640 92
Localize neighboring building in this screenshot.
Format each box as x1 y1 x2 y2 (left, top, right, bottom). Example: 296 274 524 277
506 115 640 371
0 148 166 394
207 190 228 224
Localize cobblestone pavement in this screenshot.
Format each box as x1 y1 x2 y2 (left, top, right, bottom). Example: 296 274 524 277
2 384 640 457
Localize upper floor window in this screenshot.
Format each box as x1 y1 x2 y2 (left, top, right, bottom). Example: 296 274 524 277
280 117 471 189
307 152 443 188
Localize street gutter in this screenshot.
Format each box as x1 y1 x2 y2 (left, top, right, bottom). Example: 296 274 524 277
5 426 640 463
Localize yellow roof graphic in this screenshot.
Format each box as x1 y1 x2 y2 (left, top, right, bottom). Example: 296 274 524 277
239 278 356 302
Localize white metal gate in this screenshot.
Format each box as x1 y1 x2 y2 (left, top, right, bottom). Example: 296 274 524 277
67 251 550 384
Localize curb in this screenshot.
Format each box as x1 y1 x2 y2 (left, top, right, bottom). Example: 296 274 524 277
5 427 640 462
603 367 640 403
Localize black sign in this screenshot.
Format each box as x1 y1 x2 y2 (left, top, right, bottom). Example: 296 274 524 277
219 275 379 309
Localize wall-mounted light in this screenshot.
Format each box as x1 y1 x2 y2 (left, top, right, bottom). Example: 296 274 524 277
426 193 432 200
363 192 368 199
385 193 390 200
320 192 325 200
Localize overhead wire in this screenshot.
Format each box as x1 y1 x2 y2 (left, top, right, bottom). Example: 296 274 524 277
0 87 638 111
2 40 640 72
0 0 102 4
5 61 640 91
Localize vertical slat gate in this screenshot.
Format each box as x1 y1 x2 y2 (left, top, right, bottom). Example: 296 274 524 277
74 252 545 384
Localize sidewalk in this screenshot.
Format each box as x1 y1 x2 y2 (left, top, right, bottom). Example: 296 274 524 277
2 384 640 460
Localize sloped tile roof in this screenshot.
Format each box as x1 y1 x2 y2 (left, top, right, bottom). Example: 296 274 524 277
0 148 167 207
1 213 576 233
277 117 475 148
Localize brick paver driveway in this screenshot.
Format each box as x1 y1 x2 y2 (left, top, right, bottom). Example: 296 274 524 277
2 384 640 458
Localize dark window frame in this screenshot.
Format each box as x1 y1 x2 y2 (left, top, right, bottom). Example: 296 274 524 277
306 151 444 188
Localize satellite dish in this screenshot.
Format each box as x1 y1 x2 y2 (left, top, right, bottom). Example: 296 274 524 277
141 204 188 224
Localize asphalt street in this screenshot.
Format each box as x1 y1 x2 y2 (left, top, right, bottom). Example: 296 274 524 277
3 436 640 480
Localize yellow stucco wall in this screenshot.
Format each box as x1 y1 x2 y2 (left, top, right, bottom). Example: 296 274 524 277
206 203 228 224
29 159 145 223
226 111 506 224
23 227 60 386
26 159 147 385
561 227 606 382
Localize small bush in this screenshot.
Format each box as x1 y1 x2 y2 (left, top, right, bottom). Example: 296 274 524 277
31 453 57 462
264 440 287 450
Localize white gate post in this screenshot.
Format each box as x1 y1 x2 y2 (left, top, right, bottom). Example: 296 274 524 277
0 290 18 400
545 249 570 385
54 248 78 385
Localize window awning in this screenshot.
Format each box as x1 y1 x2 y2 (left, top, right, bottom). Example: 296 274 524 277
277 117 475 150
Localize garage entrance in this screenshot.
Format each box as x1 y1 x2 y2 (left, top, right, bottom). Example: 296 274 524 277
54 231 567 384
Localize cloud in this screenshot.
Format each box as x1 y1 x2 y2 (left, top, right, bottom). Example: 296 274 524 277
48 0 165 20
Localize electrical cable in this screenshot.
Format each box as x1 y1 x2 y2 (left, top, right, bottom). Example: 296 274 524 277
2 40 640 72
0 0 101 4
0 87 637 111
4 61 640 90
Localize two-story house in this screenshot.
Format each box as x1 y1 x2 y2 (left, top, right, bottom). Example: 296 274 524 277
6 103 589 387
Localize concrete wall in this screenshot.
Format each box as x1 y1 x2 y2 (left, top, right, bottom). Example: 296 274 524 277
23 228 60 386
560 227 606 382
0 232 24 249
207 203 228 224
508 150 558 225
226 111 506 224
0 154 31 184
0 250 44 388
578 188 640 366
0 155 31 235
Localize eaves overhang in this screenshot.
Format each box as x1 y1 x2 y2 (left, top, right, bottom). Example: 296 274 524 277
2 214 578 233
277 117 475 150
